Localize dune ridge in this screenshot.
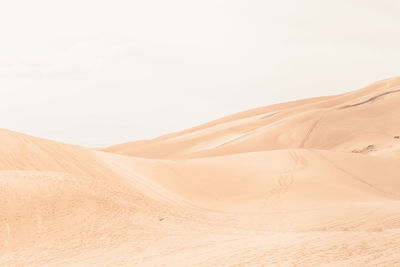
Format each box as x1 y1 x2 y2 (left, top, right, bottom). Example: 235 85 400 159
1 77 400 266
105 77 400 159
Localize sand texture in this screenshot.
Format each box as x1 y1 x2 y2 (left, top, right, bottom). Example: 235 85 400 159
2 77 400 266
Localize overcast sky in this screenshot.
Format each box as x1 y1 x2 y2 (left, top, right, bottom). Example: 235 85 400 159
1 0 399 146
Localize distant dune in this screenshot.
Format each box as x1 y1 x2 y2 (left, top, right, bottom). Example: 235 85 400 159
2 77 400 266
104 77 400 159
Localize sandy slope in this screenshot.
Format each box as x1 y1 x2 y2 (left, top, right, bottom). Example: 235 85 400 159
105 77 400 159
2 77 400 266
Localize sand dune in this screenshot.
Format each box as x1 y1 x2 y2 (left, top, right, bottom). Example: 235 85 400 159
105 77 400 159
2 77 400 266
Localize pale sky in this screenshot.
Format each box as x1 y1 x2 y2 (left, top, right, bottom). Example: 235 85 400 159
1 0 399 147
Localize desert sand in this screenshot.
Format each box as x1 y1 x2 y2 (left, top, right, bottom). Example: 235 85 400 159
1 77 400 266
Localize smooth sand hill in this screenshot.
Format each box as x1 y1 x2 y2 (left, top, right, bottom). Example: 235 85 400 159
105 77 400 159
2 77 400 266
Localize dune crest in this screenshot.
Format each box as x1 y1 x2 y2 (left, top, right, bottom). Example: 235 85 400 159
2 77 400 266
105 77 400 159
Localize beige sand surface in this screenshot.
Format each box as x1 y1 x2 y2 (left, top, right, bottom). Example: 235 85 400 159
2 77 400 266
